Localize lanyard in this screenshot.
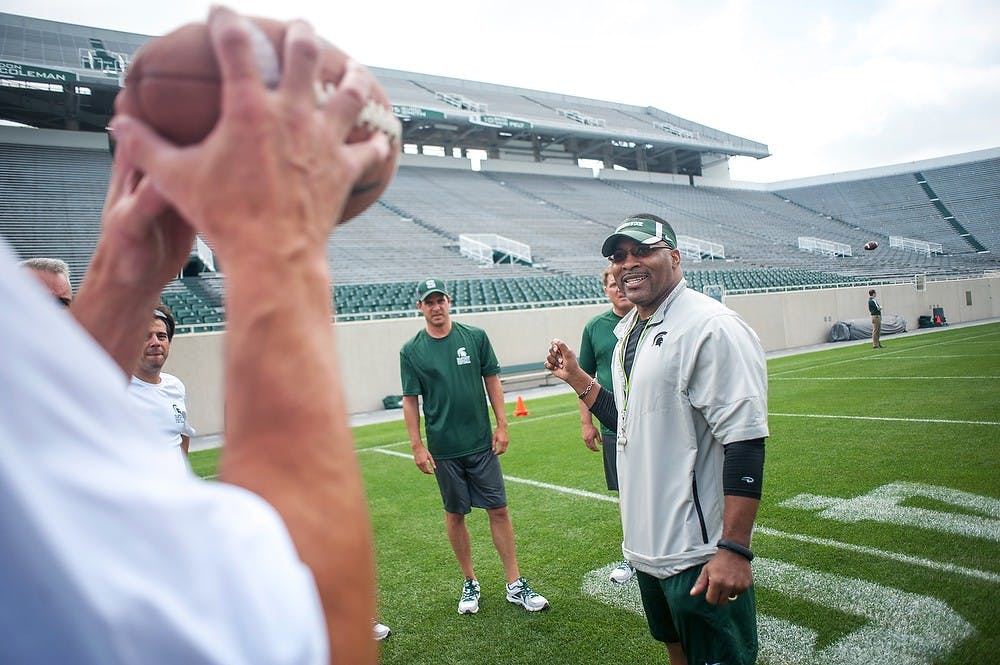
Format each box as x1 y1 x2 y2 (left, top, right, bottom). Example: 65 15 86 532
618 315 653 415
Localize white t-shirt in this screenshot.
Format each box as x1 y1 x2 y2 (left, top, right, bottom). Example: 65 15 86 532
129 373 196 470
0 240 327 665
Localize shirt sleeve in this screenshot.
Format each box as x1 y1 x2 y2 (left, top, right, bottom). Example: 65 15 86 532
178 381 196 437
399 345 422 396
687 314 769 445
578 322 597 376
480 329 501 377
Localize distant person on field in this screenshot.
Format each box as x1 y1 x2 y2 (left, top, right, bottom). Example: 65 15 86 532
546 213 767 665
868 289 883 348
400 278 549 616
127 305 195 470
0 8 392 663
578 265 635 584
19 257 72 306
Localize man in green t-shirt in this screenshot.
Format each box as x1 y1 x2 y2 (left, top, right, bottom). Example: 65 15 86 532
578 265 635 584
400 278 549 616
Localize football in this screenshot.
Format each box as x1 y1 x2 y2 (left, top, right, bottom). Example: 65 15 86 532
863 240 879 251
118 16 400 222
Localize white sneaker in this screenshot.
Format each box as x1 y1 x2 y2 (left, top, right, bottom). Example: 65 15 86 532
506 577 549 612
373 621 391 641
458 578 480 615
609 560 636 584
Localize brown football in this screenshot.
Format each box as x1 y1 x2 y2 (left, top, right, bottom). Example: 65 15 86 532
863 241 879 251
118 16 400 222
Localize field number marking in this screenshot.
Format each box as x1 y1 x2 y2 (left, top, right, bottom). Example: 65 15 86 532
781 482 1000 542
368 450 985 662
581 559 974 665
755 558 973 665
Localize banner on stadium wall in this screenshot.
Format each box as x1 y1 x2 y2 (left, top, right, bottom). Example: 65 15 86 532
468 114 532 130
392 105 446 120
0 61 77 84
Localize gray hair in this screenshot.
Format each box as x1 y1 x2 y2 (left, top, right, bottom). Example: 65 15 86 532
19 257 71 279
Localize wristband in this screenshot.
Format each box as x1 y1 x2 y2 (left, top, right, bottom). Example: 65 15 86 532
577 377 597 400
716 538 754 561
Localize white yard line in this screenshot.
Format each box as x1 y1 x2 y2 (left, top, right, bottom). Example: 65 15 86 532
771 375 1000 380
769 328 1000 377
366 448 999 583
769 412 1000 426
369 448 617 504
754 525 1000 583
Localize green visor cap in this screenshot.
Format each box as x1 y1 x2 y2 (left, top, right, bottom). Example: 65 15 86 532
601 217 677 256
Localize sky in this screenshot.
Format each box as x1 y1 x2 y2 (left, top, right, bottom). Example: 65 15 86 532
4 0 999 182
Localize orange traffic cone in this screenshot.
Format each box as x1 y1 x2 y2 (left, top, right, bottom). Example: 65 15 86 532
513 395 529 417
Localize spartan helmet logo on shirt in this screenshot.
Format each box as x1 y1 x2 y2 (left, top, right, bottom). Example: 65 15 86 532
456 347 471 366
653 331 667 347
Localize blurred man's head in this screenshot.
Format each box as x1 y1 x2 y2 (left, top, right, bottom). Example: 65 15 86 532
19 258 72 306
601 265 632 317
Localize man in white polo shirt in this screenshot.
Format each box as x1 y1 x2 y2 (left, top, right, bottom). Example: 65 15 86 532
546 213 768 665
128 305 195 470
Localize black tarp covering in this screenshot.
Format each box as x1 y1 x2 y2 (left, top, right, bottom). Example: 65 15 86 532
829 314 907 342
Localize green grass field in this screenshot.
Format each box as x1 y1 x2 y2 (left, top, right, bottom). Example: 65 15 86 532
191 322 1000 664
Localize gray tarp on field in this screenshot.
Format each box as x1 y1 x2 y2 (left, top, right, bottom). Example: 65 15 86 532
829 314 907 342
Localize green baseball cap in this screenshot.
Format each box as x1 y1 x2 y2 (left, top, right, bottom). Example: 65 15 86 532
601 215 678 257
416 277 450 301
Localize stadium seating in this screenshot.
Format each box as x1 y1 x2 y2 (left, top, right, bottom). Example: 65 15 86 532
0 142 109 289
3 135 998 331
921 158 1000 253
776 157 1000 258
4 12 997 337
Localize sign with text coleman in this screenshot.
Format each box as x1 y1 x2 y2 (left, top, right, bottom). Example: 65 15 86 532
0 61 78 85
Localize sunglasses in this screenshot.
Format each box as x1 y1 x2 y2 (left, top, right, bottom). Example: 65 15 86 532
607 245 673 264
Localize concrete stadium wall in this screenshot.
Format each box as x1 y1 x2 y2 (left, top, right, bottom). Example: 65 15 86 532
0 125 106 148
169 275 999 436
601 168 690 186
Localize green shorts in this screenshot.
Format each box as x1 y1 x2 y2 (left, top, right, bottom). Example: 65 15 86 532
636 565 758 665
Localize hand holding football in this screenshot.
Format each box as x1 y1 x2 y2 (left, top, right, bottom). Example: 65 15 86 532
117 16 400 222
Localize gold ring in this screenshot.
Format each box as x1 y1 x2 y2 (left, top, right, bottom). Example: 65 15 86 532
728 594 738 601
